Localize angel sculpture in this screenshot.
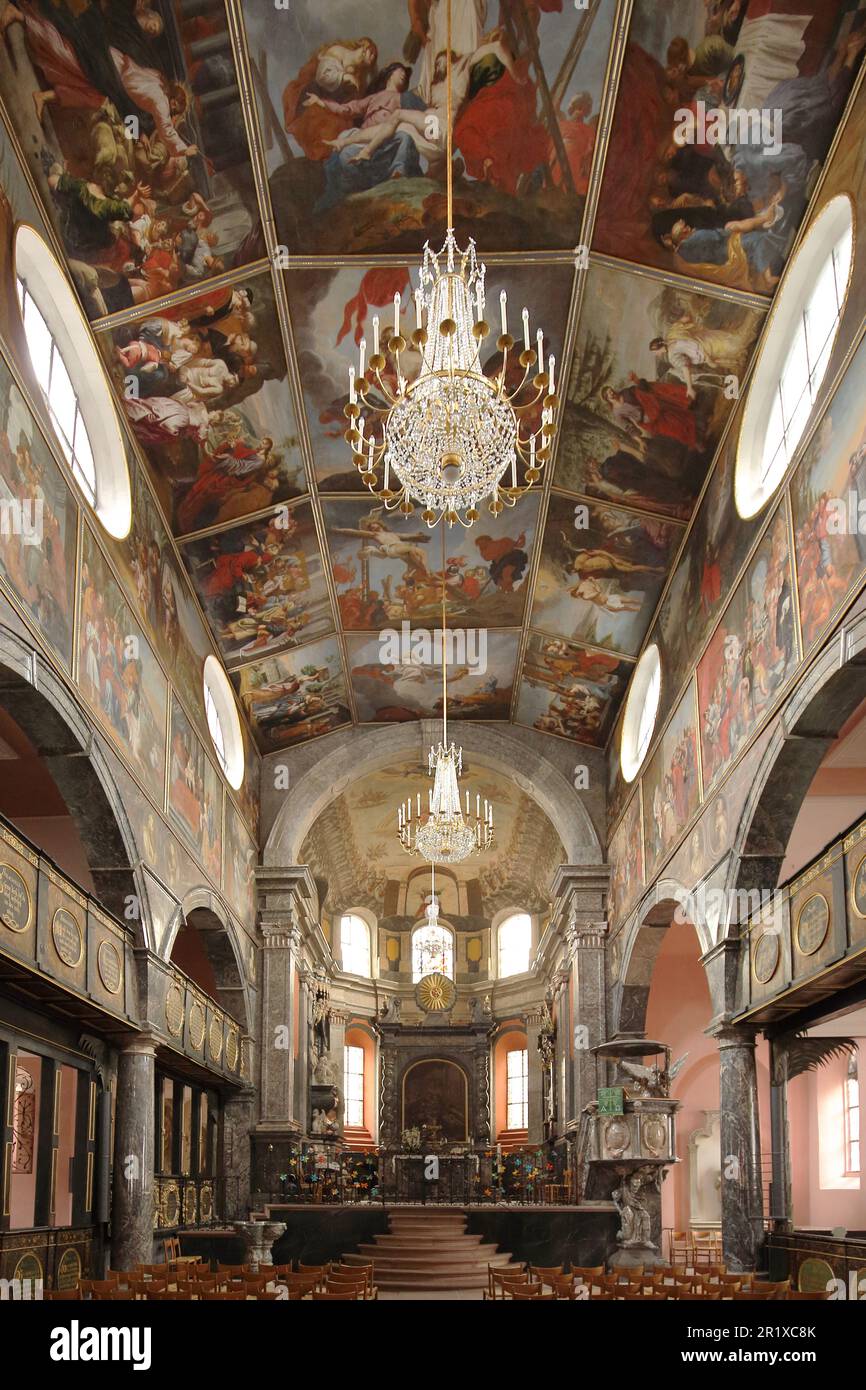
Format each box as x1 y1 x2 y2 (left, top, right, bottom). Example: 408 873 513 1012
619 1052 689 1098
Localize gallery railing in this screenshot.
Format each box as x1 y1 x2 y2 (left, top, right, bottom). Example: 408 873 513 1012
258 1145 575 1206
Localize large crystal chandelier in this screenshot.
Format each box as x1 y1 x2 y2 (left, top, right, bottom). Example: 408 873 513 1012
396 533 493 863
343 1 558 529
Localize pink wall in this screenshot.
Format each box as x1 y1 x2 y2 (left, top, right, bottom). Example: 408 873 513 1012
788 1044 865 1230
345 1026 376 1138
14 817 95 893
10 1052 41 1229
645 921 771 1232
493 1024 528 1138
54 1064 78 1226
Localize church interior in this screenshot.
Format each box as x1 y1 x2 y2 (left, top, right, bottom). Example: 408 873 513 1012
1 0 866 1329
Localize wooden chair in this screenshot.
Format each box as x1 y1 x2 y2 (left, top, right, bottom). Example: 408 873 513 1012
572 1265 604 1279
733 1290 773 1300
788 1289 829 1300
751 1279 790 1298
589 1291 615 1300
130 1277 166 1298
530 1264 565 1289
298 1262 330 1291
552 1276 578 1300
312 1289 357 1300
162 1236 181 1262
45 1288 81 1300
328 1270 377 1300
85 1279 116 1298
511 1288 556 1299
190 1277 219 1295
718 1275 742 1295
680 1290 721 1300
203 1290 246 1300
137 1263 171 1279
484 1268 531 1300
217 1263 249 1278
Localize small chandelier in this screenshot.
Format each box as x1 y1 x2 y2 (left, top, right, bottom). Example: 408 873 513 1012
342 2 558 529
398 741 493 863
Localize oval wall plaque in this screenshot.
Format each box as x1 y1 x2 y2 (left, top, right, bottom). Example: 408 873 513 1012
753 931 780 985
796 894 830 956
97 939 122 993
165 984 185 1037
0 862 32 932
52 908 83 967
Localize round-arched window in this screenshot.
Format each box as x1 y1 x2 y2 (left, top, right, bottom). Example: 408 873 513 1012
14 225 131 538
412 919 454 982
736 195 854 519
203 656 244 789
340 913 371 977
497 912 531 978
620 645 661 783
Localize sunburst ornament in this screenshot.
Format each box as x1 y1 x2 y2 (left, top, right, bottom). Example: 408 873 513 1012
415 972 457 1013
342 0 558 529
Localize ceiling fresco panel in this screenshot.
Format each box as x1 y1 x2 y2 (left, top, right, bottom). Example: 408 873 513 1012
346 629 519 724
0 0 257 318
233 634 352 751
593 0 866 294
322 492 540 632
241 0 618 257
554 260 765 520
514 630 633 746
531 490 682 657
98 271 306 536
181 500 333 668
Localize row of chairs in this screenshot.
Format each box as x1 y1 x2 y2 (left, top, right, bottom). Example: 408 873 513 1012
485 1264 825 1301
44 1258 377 1302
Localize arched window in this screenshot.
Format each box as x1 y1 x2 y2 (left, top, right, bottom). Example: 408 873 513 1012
736 195 853 519
340 913 371 977
203 656 244 789
344 1044 365 1127
498 912 531 978
845 1053 860 1177
621 645 661 783
14 225 131 538
506 1048 528 1130
412 921 454 982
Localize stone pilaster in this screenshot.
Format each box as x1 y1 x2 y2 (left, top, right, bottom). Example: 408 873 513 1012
768 1037 793 1230
710 1023 764 1272
221 1087 256 1220
255 864 320 1136
550 865 610 1125
111 1031 156 1270
522 1008 546 1144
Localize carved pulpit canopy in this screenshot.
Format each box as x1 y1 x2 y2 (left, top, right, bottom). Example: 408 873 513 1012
594 1038 688 1100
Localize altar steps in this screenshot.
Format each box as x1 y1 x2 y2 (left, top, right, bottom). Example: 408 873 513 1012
343 1209 520 1290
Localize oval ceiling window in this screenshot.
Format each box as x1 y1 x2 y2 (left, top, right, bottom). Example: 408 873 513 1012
203 655 244 790
620 645 661 784
735 195 853 520
14 225 131 539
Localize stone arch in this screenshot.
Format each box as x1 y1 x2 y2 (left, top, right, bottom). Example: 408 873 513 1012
612 880 717 1037
0 624 149 945
164 886 253 1033
728 609 866 899
264 721 601 866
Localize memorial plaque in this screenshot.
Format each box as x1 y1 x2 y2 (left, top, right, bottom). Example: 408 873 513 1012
208 1017 223 1065
189 1001 206 1051
753 930 780 985
798 1257 835 1294
52 908 83 967
165 984 185 1037
796 894 830 956
225 1027 239 1071
56 1248 82 1290
0 862 32 932
97 939 122 993
852 853 866 919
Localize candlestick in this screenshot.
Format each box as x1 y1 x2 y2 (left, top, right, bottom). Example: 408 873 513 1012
522 307 530 350
359 337 366 376
536 327 544 368
548 354 556 395
372 315 380 355
348 366 356 404
414 290 423 330
499 290 507 336
394 292 401 335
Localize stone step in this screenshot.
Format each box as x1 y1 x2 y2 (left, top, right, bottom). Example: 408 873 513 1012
358 1245 505 1266
370 1235 485 1250
373 1263 521 1290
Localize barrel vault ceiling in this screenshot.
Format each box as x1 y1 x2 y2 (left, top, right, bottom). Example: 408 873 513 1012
2 0 862 756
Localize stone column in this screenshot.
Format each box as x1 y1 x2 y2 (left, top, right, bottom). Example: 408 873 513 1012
324 1008 349 1135
768 1037 792 1231
222 1087 256 1220
711 1023 764 1272
111 1031 156 1270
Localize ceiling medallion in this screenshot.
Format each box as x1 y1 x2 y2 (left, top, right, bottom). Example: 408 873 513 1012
342 0 557 529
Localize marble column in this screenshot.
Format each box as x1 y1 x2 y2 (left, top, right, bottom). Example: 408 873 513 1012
222 1086 256 1220
111 1031 156 1270
712 1024 764 1272
768 1037 792 1230
258 921 301 1129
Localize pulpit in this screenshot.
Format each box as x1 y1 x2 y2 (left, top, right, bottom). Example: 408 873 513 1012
580 1040 682 1269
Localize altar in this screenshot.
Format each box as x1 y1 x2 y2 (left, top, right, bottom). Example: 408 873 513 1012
389 1152 479 1204
378 1020 493 1149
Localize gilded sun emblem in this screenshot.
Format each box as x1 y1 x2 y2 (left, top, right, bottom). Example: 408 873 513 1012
415 972 456 1013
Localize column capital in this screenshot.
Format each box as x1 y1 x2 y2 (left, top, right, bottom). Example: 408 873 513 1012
707 1020 761 1049
118 1027 159 1058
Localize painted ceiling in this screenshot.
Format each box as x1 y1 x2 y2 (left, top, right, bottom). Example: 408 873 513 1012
2 0 862 755
299 755 565 919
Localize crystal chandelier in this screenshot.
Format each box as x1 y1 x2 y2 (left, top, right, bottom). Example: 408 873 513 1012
343 1 558 529
396 532 493 863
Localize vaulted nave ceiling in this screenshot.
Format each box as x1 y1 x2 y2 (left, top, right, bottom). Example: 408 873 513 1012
2 0 862 757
